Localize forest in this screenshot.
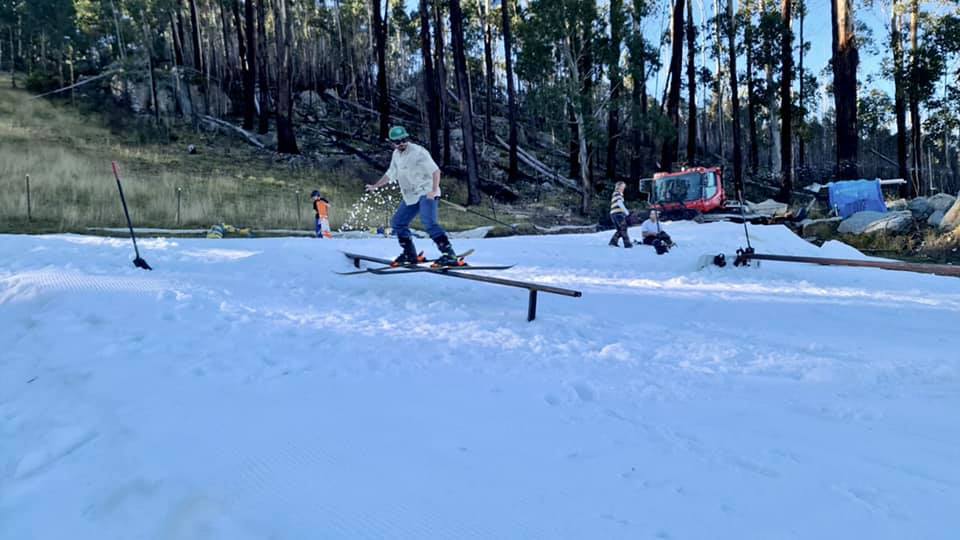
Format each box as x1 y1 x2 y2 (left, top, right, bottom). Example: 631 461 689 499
3 0 960 215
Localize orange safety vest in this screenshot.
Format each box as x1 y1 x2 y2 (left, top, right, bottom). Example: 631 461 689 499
313 199 329 219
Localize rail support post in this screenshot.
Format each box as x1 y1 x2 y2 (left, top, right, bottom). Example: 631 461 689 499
527 289 538 322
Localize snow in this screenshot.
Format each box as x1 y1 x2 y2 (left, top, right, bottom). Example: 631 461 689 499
2 221 959 538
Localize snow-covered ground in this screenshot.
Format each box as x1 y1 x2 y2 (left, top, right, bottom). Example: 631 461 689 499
2 222 958 539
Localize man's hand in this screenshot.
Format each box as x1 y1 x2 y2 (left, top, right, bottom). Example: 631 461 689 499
427 190 439 200
365 183 378 192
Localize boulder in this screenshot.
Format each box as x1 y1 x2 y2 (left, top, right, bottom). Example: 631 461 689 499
886 198 909 211
838 210 913 235
928 210 946 228
941 193 960 230
399 86 418 102
801 217 842 239
747 199 789 218
928 192 957 212
295 90 326 117
907 197 933 219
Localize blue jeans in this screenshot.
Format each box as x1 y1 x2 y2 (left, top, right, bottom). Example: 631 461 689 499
391 195 446 239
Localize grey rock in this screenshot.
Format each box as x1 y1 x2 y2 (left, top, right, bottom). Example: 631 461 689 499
801 217 842 238
839 210 913 235
908 197 933 219
928 210 946 228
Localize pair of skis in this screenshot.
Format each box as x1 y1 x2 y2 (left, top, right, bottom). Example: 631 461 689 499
337 249 514 276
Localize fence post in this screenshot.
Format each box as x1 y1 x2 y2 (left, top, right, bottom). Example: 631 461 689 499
25 174 31 222
176 187 182 226
295 189 301 228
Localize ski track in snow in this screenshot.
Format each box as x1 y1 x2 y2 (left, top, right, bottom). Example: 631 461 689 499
1 223 959 539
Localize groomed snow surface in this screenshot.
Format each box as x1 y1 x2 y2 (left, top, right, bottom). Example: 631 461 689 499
2 222 958 539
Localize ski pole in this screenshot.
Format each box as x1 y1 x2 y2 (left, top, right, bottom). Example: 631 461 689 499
111 161 152 270
439 198 517 230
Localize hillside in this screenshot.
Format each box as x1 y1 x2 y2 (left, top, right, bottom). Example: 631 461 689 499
0 80 537 235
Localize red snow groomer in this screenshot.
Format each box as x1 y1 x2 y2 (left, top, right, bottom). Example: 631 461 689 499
648 167 725 220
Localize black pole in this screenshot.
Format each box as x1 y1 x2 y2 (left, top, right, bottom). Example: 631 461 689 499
176 187 181 226
111 161 152 270
25 174 31 222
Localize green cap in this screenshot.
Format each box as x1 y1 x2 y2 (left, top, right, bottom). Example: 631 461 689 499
388 125 410 141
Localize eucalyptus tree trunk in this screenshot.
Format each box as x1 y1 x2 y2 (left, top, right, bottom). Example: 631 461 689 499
188 0 203 72
727 0 743 197
449 0 481 204
256 0 270 134
502 0 519 181
372 0 390 140
606 0 624 180
686 0 696 163
274 0 299 153
239 0 256 130
480 0 494 140
831 0 859 178
434 0 451 165
745 0 759 173
777 0 793 202
908 0 922 192
891 2 911 197
418 0 441 159
661 0 686 171
561 37 591 214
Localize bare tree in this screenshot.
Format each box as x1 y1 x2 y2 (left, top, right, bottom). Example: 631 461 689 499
434 0 451 165
777 0 793 202
686 0 697 163
188 0 203 72
449 0 481 204
256 0 270 134
606 0 624 180
891 0 911 196
372 0 390 140
241 0 257 130
908 0 922 192
661 0 686 171
274 0 299 153
728 0 744 197
502 0 519 182
418 0 441 159
831 0 858 178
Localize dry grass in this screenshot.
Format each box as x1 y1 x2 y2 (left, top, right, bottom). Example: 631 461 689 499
918 226 960 263
0 79 507 234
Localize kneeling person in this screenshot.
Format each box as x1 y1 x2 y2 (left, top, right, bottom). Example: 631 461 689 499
365 125 461 267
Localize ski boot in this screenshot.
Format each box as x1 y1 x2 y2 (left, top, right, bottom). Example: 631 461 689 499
391 237 424 267
431 234 465 268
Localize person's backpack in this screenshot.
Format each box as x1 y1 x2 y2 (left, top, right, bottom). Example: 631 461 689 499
653 239 670 255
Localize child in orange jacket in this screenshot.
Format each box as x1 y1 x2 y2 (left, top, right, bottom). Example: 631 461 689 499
311 190 332 238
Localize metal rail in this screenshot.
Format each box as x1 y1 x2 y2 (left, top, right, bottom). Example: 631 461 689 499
343 252 582 321
745 252 960 278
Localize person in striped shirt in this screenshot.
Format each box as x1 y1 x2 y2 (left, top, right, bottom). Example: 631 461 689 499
608 181 633 248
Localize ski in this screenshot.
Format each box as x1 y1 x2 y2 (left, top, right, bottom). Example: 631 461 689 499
336 249 477 275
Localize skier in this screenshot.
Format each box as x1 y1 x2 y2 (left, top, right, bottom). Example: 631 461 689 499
608 181 633 248
641 210 673 254
311 190 332 238
364 125 462 267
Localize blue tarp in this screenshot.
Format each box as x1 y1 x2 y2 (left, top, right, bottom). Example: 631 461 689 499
828 179 887 219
